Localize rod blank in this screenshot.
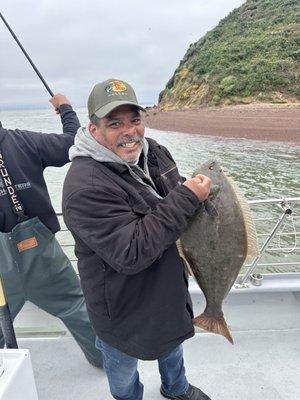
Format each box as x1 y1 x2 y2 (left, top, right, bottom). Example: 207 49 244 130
0 11 54 97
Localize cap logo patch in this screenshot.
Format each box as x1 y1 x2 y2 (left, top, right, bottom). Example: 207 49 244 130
105 80 127 94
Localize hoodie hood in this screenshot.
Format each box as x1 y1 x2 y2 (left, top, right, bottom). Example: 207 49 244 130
69 127 161 198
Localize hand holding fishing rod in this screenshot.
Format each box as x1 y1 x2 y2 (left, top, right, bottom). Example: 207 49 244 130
50 94 71 114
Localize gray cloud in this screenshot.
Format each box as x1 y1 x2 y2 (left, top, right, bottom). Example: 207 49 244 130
0 0 245 109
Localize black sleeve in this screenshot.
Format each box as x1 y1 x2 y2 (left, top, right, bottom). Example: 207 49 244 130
64 183 199 276
28 104 81 168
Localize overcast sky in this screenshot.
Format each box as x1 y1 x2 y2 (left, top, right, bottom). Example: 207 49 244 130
1 0 245 109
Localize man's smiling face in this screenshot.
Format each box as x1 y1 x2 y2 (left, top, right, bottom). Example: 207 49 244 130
89 105 145 164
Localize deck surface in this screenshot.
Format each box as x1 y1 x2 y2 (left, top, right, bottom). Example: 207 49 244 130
18 327 300 400
10 275 300 400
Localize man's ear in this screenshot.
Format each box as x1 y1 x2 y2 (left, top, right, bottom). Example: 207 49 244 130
88 122 97 138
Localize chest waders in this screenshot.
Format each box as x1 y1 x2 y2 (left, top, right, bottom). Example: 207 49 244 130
0 153 102 367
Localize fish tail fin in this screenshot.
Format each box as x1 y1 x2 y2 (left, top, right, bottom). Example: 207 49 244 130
193 313 234 344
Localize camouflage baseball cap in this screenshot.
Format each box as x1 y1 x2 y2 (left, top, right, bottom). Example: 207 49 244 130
88 79 146 119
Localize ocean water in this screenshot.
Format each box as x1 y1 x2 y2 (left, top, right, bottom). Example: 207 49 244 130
0 107 299 273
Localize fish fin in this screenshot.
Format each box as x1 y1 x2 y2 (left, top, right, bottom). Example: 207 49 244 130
193 313 234 344
223 172 259 261
176 240 184 258
176 240 189 268
176 240 196 279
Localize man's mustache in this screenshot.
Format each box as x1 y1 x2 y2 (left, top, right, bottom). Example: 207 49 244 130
117 135 143 146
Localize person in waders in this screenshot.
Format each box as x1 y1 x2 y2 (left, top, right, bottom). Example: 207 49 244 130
0 94 102 368
63 79 212 399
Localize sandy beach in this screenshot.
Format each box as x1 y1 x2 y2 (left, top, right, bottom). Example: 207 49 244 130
144 104 300 143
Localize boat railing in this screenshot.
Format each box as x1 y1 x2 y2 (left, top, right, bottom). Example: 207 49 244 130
55 196 300 288
236 196 299 287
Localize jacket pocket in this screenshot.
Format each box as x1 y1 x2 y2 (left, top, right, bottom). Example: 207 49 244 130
180 257 194 318
103 269 112 320
161 164 182 191
181 257 190 287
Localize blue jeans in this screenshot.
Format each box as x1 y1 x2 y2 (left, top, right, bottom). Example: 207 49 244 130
95 337 189 400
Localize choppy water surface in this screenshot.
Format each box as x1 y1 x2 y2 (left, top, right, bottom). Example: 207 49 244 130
1 108 299 272
147 129 299 200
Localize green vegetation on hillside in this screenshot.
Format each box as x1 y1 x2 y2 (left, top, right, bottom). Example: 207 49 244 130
159 0 300 108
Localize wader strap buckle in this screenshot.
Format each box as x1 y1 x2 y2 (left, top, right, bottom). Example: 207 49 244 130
12 205 29 223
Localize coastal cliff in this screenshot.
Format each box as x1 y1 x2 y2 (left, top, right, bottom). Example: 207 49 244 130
158 0 299 109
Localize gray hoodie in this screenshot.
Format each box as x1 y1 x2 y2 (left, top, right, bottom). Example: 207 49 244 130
69 127 161 198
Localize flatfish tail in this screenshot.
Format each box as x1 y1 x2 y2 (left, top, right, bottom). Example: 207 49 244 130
193 313 234 344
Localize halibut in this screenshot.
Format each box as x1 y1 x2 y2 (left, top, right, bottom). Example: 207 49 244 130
180 160 259 344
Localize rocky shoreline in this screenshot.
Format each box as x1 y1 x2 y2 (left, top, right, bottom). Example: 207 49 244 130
144 104 300 143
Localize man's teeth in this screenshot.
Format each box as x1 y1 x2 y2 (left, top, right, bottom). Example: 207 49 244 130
122 142 136 148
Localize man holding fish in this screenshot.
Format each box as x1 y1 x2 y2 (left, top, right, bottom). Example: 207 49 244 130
63 78 213 400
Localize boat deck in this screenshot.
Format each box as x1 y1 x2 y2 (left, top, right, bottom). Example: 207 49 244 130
7 273 299 400
18 326 300 400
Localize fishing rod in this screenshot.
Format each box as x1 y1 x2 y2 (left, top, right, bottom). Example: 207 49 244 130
0 276 18 348
0 11 54 97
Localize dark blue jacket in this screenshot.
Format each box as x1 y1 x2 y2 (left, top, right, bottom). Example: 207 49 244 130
0 105 80 233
